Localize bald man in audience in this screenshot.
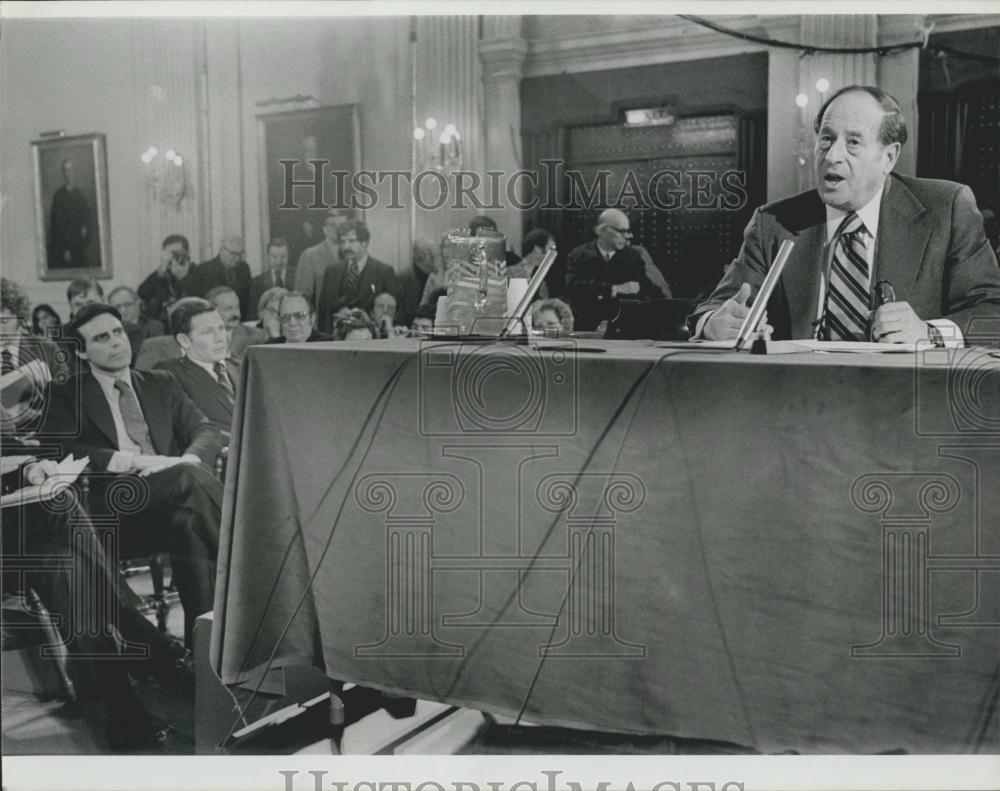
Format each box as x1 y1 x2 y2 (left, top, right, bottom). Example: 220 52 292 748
564 208 671 331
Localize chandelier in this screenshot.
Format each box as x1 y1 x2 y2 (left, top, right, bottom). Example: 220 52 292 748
140 146 188 207
413 117 462 173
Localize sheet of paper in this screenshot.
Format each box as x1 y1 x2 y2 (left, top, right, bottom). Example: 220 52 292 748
0 455 89 508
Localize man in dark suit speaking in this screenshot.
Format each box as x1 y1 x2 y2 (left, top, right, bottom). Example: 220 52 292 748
317 220 397 333
691 85 1000 344
42 303 224 649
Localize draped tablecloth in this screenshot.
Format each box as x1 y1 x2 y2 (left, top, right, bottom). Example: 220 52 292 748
211 338 1000 753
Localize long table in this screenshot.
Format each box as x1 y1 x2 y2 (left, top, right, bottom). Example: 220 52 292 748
210 339 1000 753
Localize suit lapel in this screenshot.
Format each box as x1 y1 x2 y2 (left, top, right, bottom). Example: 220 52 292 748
130 370 172 455
82 373 119 448
181 356 233 413
873 175 931 299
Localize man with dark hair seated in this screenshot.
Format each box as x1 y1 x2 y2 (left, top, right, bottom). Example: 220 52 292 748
154 298 238 442
265 292 332 344
41 303 224 651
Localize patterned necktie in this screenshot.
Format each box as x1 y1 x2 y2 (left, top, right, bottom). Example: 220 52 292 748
1 347 14 375
214 361 234 399
344 262 359 297
824 212 870 341
275 270 283 288
113 379 156 455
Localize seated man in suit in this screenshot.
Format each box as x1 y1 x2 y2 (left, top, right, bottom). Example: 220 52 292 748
265 292 332 344
564 209 671 331
41 303 224 650
317 220 396 332
248 237 296 321
692 85 1000 344
154 298 238 442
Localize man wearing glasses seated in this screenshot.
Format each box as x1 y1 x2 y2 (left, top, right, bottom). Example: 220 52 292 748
564 208 670 331
265 292 333 344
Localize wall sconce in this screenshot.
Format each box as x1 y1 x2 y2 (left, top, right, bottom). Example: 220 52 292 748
795 77 831 168
140 146 187 207
413 117 462 173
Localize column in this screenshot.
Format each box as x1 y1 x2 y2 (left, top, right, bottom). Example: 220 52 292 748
479 17 527 254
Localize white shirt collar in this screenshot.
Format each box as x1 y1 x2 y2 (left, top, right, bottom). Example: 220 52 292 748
352 254 369 273
824 183 884 245
90 366 132 398
187 354 220 378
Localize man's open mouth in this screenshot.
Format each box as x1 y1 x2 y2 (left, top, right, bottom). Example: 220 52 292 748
823 174 845 185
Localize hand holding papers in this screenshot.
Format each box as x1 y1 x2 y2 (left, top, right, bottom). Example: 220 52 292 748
0 455 89 508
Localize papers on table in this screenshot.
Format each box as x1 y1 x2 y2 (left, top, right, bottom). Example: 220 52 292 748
0 455 89 508
762 339 917 354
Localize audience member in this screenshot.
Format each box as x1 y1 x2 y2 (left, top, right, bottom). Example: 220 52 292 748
531 298 575 335
420 238 451 306
410 302 436 337
333 308 379 341
66 277 105 319
207 285 264 361
194 235 252 319
138 234 200 327
372 291 406 338
469 214 520 267
2 278 69 434
265 292 331 344
564 208 670 331
108 285 164 365
508 228 556 299
249 238 295 321
318 220 397 332
41 302 224 650
396 238 436 327
155 298 238 441
31 303 62 338
255 286 289 341
295 208 348 305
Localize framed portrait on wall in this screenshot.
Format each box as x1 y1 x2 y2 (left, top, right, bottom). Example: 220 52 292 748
31 133 113 281
256 104 361 266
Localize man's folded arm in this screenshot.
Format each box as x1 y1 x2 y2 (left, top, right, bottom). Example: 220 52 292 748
169 378 223 466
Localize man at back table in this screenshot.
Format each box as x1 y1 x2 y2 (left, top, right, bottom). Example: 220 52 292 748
155 297 238 443
691 85 1000 344
564 208 670 331
41 302 224 650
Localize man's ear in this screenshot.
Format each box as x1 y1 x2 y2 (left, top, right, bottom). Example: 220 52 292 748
883 142 901 174
176 332 192 352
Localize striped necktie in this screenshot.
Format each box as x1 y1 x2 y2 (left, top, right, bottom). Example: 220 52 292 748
344 261 359 297
824 212 870 341
113 379 156 455
214 361 234 400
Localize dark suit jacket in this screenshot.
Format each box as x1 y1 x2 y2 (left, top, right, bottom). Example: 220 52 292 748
689 174 1000 340
192 256 254 319
153 356 239 437
248 266 297 321
317 256 397 333
41 369 222 472
564 241 669 331
395 265 428 329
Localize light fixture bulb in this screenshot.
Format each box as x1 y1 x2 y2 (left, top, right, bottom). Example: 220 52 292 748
165 149 176 160
425 117 437 130
444 123 457 135
816 78 830 93
173 156 183 167
149 146 159 157
141 152 152 164
795 93 809 108
413 128 425 141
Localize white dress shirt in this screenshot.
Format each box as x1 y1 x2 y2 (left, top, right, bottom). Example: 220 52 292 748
90 368 146 471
